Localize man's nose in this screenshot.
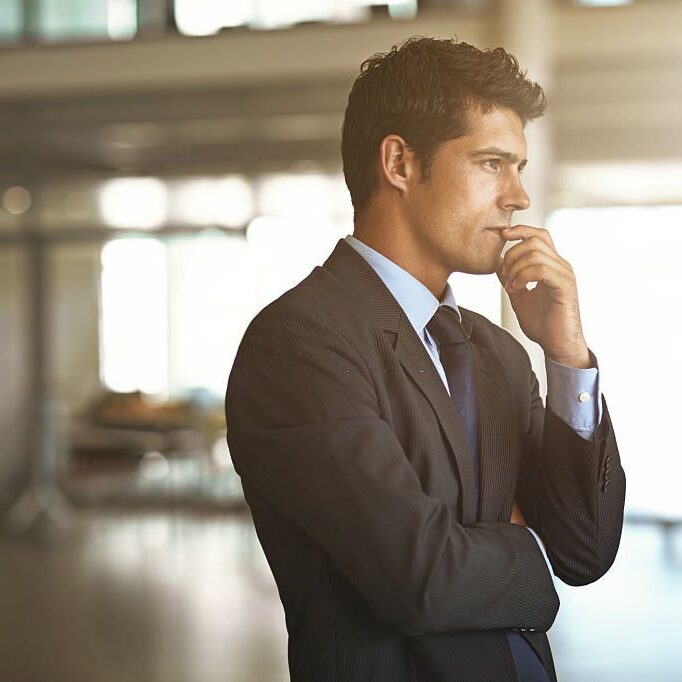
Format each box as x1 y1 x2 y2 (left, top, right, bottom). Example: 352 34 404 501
501 177 530 212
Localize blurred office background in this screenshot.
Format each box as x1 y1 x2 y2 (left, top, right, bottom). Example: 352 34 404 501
1 0 681 680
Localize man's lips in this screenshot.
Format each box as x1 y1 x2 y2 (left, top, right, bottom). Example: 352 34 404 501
484 226 508 239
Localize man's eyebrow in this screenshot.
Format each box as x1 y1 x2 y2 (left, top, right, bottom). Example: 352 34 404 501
470 147 528 169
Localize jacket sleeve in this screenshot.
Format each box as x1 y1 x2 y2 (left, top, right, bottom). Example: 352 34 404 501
226 307 559 636
515 370 626 587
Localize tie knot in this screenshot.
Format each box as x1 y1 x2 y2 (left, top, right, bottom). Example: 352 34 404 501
427 306 468 346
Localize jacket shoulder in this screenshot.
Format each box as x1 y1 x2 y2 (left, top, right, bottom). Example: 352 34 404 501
242 265 372 348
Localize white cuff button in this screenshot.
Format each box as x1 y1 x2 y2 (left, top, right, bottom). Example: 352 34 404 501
578 391 591 403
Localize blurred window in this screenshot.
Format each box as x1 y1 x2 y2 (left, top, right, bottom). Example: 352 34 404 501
547 205 682 519
100 237 168 396
169 176 254 228
166 232 259 398
99 177 168 229
2 0 425 44
249 172 350 305
0 0 22 42
574 1 633 6
174 0 417 36
33 0 136 42
99 172 351 401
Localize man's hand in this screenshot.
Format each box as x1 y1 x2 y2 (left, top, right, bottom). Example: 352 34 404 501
496 225 591 369
510 500 527 526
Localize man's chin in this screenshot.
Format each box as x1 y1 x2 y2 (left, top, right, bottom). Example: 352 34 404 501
446 249 503 276
457 261 500 276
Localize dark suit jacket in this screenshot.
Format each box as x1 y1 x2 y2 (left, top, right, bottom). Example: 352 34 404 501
225 239 626 682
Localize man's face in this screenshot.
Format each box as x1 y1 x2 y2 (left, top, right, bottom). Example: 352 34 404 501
404 105 530 276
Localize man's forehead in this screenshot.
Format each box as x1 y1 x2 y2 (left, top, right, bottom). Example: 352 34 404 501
457 107 528 157
466 101 524 128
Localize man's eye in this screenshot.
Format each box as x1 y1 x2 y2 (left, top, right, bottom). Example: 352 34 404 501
483 159 500 170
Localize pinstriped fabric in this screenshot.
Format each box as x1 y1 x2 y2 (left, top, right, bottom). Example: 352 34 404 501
428 306 550 681
225 239 626 682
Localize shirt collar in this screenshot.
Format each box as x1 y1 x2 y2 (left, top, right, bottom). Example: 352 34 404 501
344 235 462 338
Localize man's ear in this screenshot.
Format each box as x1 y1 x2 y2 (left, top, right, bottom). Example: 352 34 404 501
378 134 418 195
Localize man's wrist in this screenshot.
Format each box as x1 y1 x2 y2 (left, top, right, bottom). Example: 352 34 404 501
545 346 592 369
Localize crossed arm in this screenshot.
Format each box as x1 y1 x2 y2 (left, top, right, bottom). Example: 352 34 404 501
226 308 624 637
513 370 626 587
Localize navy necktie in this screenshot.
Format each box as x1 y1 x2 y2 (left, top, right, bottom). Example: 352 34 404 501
426 306 480 498
427 305 550 682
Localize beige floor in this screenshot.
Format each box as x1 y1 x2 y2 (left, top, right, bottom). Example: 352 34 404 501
0 508 288 682
0 508 679 682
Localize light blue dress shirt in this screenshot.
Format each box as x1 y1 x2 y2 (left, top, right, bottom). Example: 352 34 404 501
345 235 601 436
345 234 601 564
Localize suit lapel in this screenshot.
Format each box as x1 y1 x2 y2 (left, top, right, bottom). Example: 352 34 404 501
323 240 516 525
464 313 518 522
393 315 478 525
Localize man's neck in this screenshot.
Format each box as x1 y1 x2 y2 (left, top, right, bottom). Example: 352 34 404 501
351 225 448 300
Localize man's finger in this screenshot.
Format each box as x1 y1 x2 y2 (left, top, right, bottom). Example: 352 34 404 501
505 261 571 294
504 249 573 285
501 224 555 248
501 237 561 277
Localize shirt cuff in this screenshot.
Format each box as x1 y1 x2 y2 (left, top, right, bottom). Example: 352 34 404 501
526 527 553 575
545 350 602 441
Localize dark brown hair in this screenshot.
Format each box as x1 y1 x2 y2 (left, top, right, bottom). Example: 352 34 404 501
341 36 546 214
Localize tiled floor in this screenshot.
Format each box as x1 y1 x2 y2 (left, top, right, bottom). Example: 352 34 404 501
0 509 679 682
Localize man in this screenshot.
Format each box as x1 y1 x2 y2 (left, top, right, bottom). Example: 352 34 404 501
225 37 625 682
